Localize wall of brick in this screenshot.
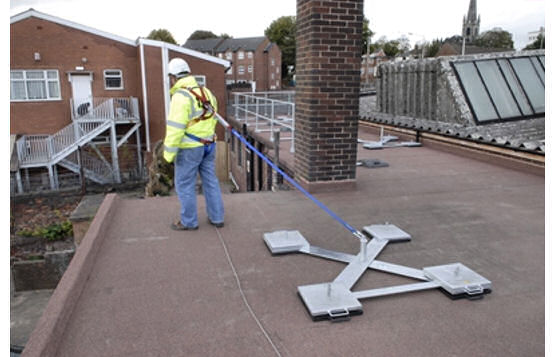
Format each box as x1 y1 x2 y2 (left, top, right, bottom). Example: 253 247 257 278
294 0 363 188
10 17 139 135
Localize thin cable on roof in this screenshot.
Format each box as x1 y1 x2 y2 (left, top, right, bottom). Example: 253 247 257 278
214 226 282 357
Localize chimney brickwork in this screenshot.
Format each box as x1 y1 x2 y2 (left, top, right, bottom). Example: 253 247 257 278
295 0 364 191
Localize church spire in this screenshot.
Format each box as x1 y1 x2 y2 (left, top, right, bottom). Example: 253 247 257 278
462 0 480 43
467 0 478 22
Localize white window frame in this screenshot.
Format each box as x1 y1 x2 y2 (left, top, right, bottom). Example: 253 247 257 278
247 51 253 59
226 52 233 60
248 65 253 73
238 50 245 60
10 69 62 102
194 75 206 86
104 69 124 90
271 59 275 66
238 65 245 75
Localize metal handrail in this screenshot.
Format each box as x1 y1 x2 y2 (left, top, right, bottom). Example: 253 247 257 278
18 97 140 166
71 97 140 121
233 92 295 152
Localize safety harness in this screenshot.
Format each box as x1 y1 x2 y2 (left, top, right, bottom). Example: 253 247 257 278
183 86 216 146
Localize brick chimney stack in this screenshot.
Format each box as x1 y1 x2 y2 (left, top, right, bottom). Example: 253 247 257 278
295 0 364 192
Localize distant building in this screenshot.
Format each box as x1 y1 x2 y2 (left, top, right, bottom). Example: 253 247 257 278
361 49 388 84
528 26 545 43
462 0 480 44
436 42 509 57
185 37 282 91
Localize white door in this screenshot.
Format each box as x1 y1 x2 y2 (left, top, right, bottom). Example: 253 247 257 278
71 75 93 117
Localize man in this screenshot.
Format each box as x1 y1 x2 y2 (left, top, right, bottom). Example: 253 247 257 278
163 58 224 230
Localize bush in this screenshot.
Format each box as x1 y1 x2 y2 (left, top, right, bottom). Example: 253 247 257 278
17 220 73 242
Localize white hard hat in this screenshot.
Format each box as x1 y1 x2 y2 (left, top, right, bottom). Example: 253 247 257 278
168 58 191 78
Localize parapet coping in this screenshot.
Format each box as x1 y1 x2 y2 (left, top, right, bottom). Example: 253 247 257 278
22 194 120 357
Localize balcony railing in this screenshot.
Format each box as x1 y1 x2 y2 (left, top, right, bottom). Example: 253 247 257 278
71 97 140 122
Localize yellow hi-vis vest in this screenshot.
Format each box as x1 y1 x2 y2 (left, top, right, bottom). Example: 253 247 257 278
163 76 218 163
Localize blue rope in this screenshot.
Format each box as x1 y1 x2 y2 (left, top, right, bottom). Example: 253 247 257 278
231 128 360 237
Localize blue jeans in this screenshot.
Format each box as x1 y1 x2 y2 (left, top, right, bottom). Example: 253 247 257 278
174 144 224 228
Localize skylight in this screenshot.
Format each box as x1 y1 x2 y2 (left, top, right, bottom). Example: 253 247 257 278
452 55 545 124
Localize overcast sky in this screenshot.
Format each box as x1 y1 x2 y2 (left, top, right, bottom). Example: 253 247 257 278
10 0 545 50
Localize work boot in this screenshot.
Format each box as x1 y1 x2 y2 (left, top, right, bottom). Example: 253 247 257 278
208 218 224 228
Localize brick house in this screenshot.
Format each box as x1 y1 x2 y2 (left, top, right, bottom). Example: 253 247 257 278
10 9 230 193
185 37 282 91
361 48 387 85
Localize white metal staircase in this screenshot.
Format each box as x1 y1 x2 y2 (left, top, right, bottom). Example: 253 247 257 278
58 150 114 184
15 97 141 190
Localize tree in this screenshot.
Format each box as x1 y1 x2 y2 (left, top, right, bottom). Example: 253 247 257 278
375 37 402 57
147 29 177 45
265 16 296 80
475 29 514 49
188 30 218 40
425 38 443 57
220 33 233 40
361 17 375 54
524 33 545 50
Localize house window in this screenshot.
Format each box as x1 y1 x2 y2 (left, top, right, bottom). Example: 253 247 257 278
276 67 279 74
218 53 223 59
271 59 275 66
271 73 275 80
238 66 245 75
247 52 253 59
194 75 206 86
10 69 61 101
226 52 232 60
104 69 123 90
238 51 245 60
228 66 233 75
248 65 253 73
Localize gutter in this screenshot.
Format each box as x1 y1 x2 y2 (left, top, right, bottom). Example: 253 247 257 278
139 40 151 152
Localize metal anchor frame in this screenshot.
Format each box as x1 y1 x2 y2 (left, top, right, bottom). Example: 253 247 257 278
263 224 492 322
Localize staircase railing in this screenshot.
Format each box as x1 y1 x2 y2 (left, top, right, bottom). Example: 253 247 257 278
60 150 114 184
17 97 140 167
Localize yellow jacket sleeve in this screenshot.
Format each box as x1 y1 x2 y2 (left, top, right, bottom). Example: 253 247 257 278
163 92 191 163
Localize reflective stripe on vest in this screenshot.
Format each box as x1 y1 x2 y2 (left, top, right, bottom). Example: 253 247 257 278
164 145 179 153
166 120 187 130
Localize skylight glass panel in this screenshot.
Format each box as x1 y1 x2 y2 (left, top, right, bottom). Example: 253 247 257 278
497 59 533 116
453 62 498 122
531 57 545 85
475 60 522 119
509 58 545 114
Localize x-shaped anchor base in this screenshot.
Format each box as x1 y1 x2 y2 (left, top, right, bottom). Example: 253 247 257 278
263 224 492 322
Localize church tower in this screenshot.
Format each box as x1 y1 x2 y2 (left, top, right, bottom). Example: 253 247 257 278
462 0 480 43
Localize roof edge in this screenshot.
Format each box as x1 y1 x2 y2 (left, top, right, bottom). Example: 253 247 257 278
138 38 231 68
10 9 231 68
10 8 137 46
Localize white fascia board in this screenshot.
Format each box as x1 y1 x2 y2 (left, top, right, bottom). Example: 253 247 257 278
138 38 231 68
11 9 137 47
